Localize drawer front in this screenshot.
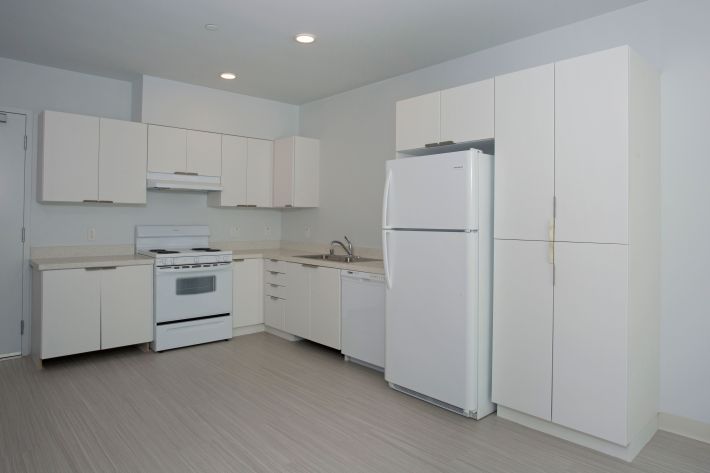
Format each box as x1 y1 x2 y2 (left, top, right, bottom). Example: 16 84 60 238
264 258 287 272
264 282 287 299
264 270 288 285
264 295 286 331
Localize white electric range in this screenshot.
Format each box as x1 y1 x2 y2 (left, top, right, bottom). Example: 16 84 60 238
135 225 233 351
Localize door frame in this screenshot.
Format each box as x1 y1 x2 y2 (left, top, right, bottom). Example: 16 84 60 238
1 107 33 357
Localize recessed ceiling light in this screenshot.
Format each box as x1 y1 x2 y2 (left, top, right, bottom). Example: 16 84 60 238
220 72 236 80
204 24 219 31
295 33 316 44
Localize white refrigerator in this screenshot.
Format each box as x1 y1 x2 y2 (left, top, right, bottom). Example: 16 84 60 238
382 149 495 419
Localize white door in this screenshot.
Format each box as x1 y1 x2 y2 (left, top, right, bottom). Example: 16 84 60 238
293 137 319 207
246 138 273 207
273 136 294 207
100 266 153 349
232 259 264 328
384 151 477 231
309 266 341 350
41 269 101 359
384 230 478 411
494 64 555 241
284 263 310 339
0 111 26 357
39 110 99 202
99 118 147 204
553 242 629 445
186 130 222 177
555 47 629 244
491 239 554 421
147 125 186 173
440 79 494 144
395 91 440 151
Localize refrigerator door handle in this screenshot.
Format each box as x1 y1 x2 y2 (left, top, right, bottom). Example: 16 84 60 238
382 169 393 229
383 230 392 289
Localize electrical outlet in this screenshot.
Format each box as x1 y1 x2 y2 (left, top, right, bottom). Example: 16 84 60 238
264 225 272 237
230 225 239 237
87 227 96 241
304 226 311 238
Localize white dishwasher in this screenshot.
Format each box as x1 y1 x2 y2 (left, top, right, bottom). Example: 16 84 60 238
341 270 386 371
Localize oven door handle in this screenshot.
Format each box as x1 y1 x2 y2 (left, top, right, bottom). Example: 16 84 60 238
156 263 233 274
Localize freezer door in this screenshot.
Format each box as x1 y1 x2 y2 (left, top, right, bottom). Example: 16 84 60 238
383 150 477 231
384 230 478 411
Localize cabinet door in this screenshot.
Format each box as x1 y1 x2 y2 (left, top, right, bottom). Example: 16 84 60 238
41 268 100 358
555 47 629 244
293 137 319 207
553 242 628 445
39 111 99 202
99 118 147 204
100 266 153 350
284 263 309 339
264 295 285 331
309 266 341 350
273 137 294 207
147 125 186 173
494 65 555 241
395 91 440 151
210 135 247 207
492 239 554 421
233 259 264 328
186 130 222 177
246 138 273 207
440 79 494 143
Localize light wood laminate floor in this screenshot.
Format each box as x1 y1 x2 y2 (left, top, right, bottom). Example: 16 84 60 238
1 332 708 473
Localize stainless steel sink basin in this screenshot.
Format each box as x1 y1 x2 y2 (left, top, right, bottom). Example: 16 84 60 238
296 254 381 264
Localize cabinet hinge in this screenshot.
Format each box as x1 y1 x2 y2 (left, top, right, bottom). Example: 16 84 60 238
21 227 25 243
20 320 24 335
24 135 27 150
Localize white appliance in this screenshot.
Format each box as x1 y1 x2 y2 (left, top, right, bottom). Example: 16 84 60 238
341 270 386 370
146 172 222 192
135 225 233 351
382 149 495 419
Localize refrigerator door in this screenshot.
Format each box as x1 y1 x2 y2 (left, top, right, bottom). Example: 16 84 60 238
383 150 478 231
384 229 478 412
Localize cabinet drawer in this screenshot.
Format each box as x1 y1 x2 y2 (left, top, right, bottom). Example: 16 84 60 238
264 282 287 299
264 295 286 331
264 259 287 272
264 270 288 285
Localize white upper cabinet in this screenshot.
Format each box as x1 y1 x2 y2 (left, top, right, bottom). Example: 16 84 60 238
39 111 147 204
273 136 320 208
246 138 274 207
209 135 248 207
39 111 100 203
147 125 186 174
98 118 147 204
186 130 221 177
494 65 555 241
395 79 494 152
555 47 629 244
395 91 440 151
440 79 494 144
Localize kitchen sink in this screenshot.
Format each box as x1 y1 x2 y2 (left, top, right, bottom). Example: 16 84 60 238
296 254 382 264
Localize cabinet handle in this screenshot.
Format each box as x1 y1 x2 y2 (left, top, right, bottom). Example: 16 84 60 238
424 141 456 148
85 266 117 271
236 204 257 208
98 200 114 204
268 271 282 275
233 259 245 262
269 259 279 262
301 264 318 269
424 142 440 148
174 171 198 176
82 199 99 203
285 204 293 208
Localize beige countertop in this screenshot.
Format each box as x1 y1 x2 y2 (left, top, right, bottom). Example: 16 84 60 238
231 248 385 274
30 254 155 271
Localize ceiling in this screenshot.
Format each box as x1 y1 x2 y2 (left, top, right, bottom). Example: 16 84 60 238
0 0 645 104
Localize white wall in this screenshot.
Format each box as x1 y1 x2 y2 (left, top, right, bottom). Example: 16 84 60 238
0 59 298 247
285 0 710 424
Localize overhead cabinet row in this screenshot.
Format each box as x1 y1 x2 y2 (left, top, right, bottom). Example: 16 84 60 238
38 112 319 208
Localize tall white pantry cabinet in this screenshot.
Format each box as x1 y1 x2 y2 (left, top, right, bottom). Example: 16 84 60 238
492 46 660 461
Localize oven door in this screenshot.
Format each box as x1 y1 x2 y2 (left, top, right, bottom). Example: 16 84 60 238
155 263 233 323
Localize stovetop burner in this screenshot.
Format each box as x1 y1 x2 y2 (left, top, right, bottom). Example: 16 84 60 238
150 249 180 254
191 247 221 252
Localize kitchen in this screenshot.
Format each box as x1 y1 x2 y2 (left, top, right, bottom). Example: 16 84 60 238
1 1 710 472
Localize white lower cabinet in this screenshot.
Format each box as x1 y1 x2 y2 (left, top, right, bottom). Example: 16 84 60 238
232 259 264 328
284 263 310 338
33 265 153 360
308 266 341 350
264 294 286 331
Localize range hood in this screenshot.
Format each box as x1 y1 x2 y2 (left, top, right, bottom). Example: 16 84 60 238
146 172 222 192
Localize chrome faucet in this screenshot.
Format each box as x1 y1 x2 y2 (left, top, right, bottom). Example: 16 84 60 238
330 236 354 257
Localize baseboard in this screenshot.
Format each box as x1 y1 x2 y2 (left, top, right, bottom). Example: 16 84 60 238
233 324 265 337
659 412 710 444
497 406 657 462
264 326 302 342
